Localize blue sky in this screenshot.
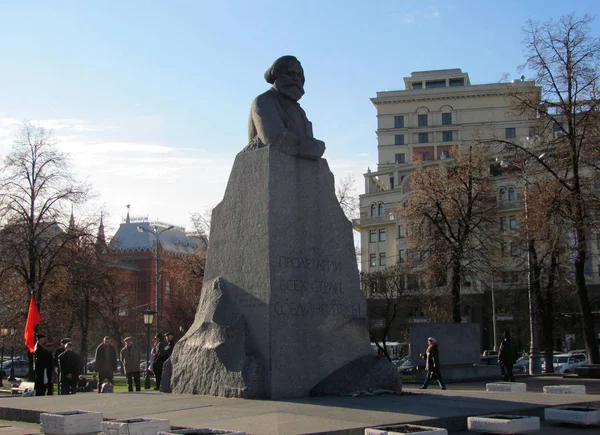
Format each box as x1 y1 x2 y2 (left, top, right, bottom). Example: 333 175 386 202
1 1 599 233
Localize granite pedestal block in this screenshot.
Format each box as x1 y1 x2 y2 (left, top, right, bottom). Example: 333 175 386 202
170 148 400 399
545 406 600 425
40 410 103 435
101 418 171 435
365 424 448 434
543 385 586 394
467 414 540 433
485 382 526 392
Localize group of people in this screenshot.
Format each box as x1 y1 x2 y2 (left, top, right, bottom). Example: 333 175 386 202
415 330 519 391
33 331 177 395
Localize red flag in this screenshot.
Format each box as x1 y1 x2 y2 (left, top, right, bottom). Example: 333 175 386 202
24 295 41 353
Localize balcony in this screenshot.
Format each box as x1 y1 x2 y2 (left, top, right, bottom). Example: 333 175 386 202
352 214 396 228
497 200 524 211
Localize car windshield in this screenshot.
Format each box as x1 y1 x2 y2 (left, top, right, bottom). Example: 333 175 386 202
554 357 568 363
402 360 414 367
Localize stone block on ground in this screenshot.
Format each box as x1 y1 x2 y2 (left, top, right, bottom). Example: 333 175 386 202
158 429 245 435
101 418 171 435
542 384 586 394
40 410 103 435
169 148 400 399
365 423 448 434
467 414 540 433
545 406 600 426
485 382 526 392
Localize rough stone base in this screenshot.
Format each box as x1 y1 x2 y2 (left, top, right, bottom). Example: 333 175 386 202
545 406 600 425
485 382 526 392
310 355 401 396
543 385 586 394
102 418 171 435
365 424 448 434
40 410 103 435
467 415 540 433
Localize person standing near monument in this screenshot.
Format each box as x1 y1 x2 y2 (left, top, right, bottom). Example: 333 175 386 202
54 338 71 395
120 337 142 392
94 336 117 393
152 334 167 390
419 337 446 390
244 55 325 160
58 342 79 395
34 333 54 396
498 331 518 382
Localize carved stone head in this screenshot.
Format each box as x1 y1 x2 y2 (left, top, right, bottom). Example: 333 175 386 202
264 55 305 101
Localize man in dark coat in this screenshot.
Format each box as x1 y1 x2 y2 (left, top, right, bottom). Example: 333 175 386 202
94 336 117 393
34 334 54 396
54 338 71 395
498 331 518 382
152 334 167 390
418 337 447 390
244 55 326 161
58 342 79 395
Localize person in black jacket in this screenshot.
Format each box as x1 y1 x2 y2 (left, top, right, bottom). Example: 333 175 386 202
498 331 518 382
418 337 447 390
94 336 117 393
34 334 54 396
54 338 71 395
152 334 168 390
58 342 79 395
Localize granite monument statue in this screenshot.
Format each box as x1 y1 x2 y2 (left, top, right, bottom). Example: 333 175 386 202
169 56 401 399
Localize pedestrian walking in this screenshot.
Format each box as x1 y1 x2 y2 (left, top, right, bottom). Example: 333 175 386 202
419 337 447 390
94 336 117 393
34 334 54 396
498 331 518 382
58 342 79 395
120 337 142 392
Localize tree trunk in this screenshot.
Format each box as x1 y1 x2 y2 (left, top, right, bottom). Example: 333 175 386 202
451 260 461 323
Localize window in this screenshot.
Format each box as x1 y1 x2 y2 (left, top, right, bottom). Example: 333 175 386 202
379 253 387 266
597 233 600 249
509 215 517 230
426 80 445 88
511 244 518 257
389 176 394 189
379 229 386 242
399 249 406 262
378 203 384 216
394 134 405 145
528 127 539 138
421 151 430 161
500 217 507 231
398 226 405 238
499 187 506 201
442 131 453 142
449 78 464 87
370 204 376 216
165 281 171 299
418 114 428 127
500 242 506 257
412 83 423 89
508 187 516 201
418 133 429 143
442 113 452 125
440 150 450 160
369 254 377 267
505 127 516 138
394 115 404 128
369 230 376 243
395 153 406 164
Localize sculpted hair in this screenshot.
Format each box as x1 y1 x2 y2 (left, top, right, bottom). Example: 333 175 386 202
264 55 302 84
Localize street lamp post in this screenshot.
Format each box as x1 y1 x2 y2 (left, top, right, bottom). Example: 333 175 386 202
8 329 16 382
137 225 174 334
142 309 156 390
491 277 498 352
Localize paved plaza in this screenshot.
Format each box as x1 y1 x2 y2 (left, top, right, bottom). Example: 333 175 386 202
0 376 599 434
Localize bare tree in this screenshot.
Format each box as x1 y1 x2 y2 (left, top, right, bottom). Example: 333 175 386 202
502 14 600 363
336 174 359 220
402 145 498 323
0 122 89 309
361 261 410 361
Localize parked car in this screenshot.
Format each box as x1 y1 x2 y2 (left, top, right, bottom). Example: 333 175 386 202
513 356 529 374
543 353 588 374
397 359 416 374
1 359 29 378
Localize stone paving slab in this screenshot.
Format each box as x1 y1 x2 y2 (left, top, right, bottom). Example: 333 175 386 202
0 380 599 435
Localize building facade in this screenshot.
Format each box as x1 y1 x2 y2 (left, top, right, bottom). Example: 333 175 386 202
354 69 600 351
